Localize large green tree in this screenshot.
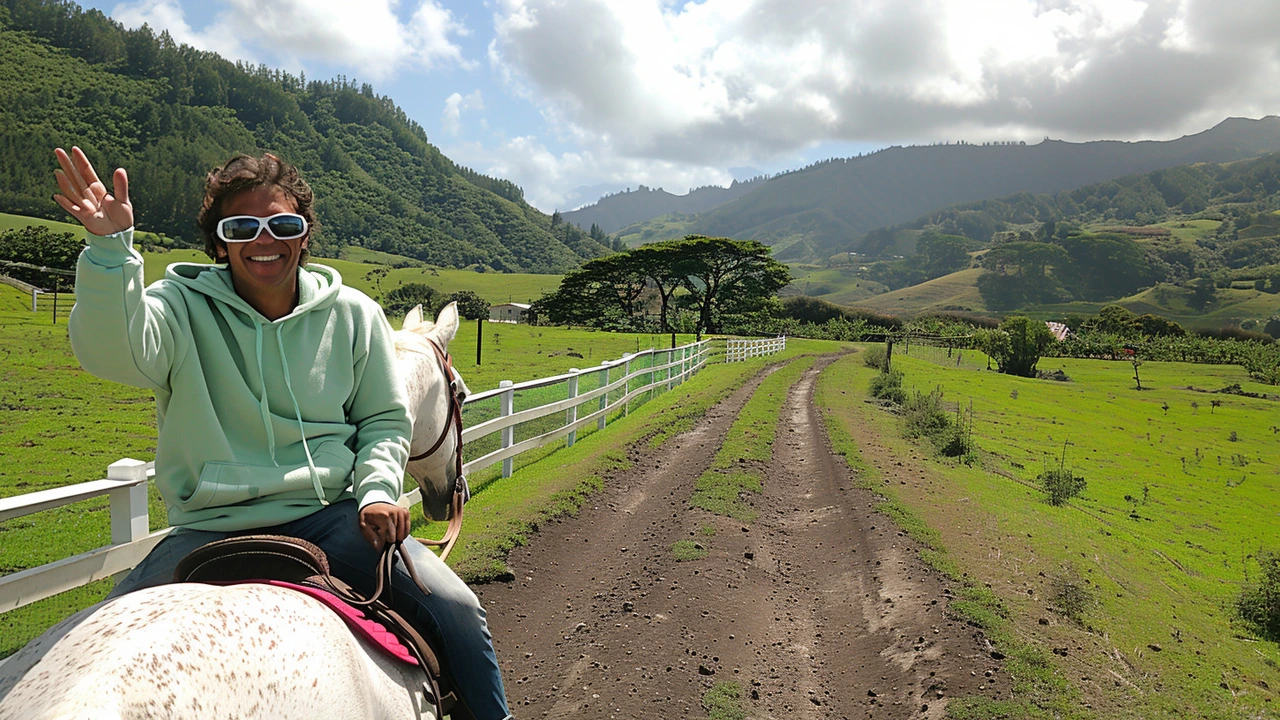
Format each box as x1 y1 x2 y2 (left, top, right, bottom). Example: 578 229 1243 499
976 241 1069 310
535 235 790 335
671 236 790 334
983 316 1055 377
0 225 82 287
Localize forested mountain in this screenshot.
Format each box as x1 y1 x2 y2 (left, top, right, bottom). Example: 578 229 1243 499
621 117 1280 263
843 152 1280 322
561 177 766 234
0 0 609 272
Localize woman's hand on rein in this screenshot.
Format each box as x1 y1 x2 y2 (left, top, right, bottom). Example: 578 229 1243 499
359 502 411 551
52 146 133 236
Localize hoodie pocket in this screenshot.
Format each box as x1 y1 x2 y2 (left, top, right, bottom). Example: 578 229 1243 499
182 442 357 512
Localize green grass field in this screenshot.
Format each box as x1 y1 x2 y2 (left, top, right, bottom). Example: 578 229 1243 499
816 349 1280 719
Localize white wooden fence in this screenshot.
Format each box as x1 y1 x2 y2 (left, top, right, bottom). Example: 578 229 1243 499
0 339 716 617
725 335 786 362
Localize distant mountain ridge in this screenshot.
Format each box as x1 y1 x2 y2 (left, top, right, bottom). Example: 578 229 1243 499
615 117 1280 262
562 177 766 234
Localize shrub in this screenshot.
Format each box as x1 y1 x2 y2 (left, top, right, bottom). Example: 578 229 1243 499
936 425 971 458
1050 564 1096 625
1197 326 1275 344
447 289 490 320
862 345 887 370
1237 551 1280 641
382 282 440 317
1040 467 1086 506
868 370 906 405
924 310 1001 329
903 387 951 439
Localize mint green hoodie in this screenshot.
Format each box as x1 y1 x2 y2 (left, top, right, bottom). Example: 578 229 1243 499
69 229 411 531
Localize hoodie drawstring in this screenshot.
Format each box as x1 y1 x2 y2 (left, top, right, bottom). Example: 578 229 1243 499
254 323 278 465
276 323 326 505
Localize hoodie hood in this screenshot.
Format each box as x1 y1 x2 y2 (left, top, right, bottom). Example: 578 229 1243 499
163 261 343 321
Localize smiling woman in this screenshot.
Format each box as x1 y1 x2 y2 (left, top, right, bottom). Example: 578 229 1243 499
27 146 515 719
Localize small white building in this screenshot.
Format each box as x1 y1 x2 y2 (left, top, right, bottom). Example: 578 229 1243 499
489 302 531 323
1045 321 1071 341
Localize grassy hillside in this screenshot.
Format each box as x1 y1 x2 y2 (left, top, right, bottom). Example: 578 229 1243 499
849 267 987 315
818 351 1280 718
842 263 1280 327
0 212 167 248
616 118 1280 263
615 215 696 247
782 264 888 306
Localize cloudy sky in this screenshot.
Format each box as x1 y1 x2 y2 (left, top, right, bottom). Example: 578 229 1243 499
79 0 1280 212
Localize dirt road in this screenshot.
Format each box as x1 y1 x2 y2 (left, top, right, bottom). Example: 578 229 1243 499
477 356 1009 719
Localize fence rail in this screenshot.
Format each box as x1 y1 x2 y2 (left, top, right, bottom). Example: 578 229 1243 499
0 334 791 620
0 338 729 616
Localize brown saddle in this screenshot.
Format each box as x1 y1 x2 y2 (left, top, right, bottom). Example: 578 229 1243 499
173 535 473 720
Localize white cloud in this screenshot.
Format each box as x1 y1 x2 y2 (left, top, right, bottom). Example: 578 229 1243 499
445 135 735 212
489 0 1280 165
442 90 486 135
110 0 470 80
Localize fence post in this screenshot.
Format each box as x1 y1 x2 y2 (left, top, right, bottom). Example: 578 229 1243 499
567 369 579 448
31 288 38 313
598 362 608 430
623 353 633 416
500 380 514 478
648 349 657 402
665 348 674 391
107 458 150 545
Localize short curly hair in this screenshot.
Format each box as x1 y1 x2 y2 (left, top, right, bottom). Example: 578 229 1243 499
196 153 315 264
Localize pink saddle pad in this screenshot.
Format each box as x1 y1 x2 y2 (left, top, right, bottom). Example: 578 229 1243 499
236 580 420 666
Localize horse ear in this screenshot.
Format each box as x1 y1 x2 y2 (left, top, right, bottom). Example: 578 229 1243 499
433 301 460 345
403 304 424 331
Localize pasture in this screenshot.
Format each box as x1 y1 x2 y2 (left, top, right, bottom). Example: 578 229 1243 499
816 348 1280 719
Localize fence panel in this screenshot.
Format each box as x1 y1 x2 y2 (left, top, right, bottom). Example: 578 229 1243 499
726 335 786 362
0 339 715 621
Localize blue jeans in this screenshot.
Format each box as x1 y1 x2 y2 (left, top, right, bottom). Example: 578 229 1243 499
108 500 511 720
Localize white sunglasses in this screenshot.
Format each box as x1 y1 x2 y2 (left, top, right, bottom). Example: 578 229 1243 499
216 213 308 243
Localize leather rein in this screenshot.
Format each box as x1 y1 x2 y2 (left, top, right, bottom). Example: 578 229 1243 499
405 337 468 561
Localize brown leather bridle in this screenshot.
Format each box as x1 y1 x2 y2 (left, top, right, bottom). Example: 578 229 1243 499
405 337 468 560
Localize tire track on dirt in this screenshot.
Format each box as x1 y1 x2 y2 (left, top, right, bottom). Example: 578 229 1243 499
478 354 1008 719
478 363 783 719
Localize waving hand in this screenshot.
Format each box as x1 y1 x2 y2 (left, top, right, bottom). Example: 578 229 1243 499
52 147 133 236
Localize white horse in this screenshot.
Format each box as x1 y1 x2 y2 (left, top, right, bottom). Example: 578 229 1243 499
0 303 467 720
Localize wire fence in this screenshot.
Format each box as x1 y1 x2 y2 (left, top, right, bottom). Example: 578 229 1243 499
896 341 991 372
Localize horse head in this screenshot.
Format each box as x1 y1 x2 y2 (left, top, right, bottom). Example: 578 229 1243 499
394 301 470 521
